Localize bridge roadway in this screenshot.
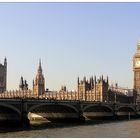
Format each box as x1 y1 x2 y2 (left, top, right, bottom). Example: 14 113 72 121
0 98 139 126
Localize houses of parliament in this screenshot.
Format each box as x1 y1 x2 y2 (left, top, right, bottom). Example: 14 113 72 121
1 40 140 103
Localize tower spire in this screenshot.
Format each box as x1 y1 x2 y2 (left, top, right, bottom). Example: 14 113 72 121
33 59 45 96
19 76 24 90
38 59 42 74
107 76 109 84
77 76 79 84
39 58 41 67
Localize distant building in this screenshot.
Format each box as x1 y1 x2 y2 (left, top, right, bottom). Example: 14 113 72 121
77 76 134 103
108 85 134 103
0 59 46 98
133 39 140 103
19 76 28 91
0 58 7 93
77 76 109 102
60 86 67 92
33 60 45 96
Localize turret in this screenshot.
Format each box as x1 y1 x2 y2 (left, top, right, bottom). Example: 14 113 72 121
77 77 79 85
91 76 94 87
4 57 7 92
90 77 92 85
107 76 109 84
90 76 94 87
19 76 28 91
91 76 94 83
102 75 103 81
24 80 28 90
4 57 7 67
19 76 24 90
115 83 118 89
94 75 96 84
83 76 86 83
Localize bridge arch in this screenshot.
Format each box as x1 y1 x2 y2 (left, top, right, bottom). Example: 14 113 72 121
0 103 21 116
28 103 79 113
117 106 135 112
83 104 114 112
116 106 136 117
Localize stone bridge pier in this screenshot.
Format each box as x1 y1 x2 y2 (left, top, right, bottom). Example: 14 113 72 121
21 100 30 127
0 99 22 126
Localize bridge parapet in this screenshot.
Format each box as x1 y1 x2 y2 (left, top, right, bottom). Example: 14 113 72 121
0 90 34 99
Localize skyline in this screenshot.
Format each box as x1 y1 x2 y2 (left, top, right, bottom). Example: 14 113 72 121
0 3 140 91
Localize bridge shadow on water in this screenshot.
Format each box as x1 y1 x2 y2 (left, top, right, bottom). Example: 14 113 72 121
26 118 140 133
0 118 140 134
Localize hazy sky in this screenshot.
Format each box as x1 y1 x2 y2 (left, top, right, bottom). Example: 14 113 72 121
0 3 140 91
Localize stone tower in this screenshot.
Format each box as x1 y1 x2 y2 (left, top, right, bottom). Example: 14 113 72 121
77 76 109 101
33 60 45 96
0 57 7 93
77 76 93 100
133 39 140 102
19 76 24 90
94 75 109 102
19 76 28 91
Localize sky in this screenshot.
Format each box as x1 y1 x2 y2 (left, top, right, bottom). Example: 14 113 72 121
0 3 140 91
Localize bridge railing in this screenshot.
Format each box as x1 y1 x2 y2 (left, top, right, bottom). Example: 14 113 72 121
0 90 135 106
0 90 37 99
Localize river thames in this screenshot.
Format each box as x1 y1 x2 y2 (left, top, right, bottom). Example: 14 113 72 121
0 119 140 138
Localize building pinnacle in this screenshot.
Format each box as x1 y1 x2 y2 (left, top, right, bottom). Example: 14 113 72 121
38 59 42 74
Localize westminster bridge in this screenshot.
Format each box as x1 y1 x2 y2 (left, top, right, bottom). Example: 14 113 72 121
0 98 140 126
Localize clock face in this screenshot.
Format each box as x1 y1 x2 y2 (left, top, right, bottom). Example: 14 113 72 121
135 60 140 67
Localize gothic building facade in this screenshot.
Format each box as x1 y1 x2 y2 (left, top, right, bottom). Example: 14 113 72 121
77 76 109 102
0 58 7 93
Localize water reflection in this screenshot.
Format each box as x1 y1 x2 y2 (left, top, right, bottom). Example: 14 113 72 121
0 119 140 138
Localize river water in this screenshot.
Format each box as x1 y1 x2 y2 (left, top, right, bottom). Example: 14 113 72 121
0 119 140 138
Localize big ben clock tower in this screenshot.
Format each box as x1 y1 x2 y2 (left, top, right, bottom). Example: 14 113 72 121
133 40 140 102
